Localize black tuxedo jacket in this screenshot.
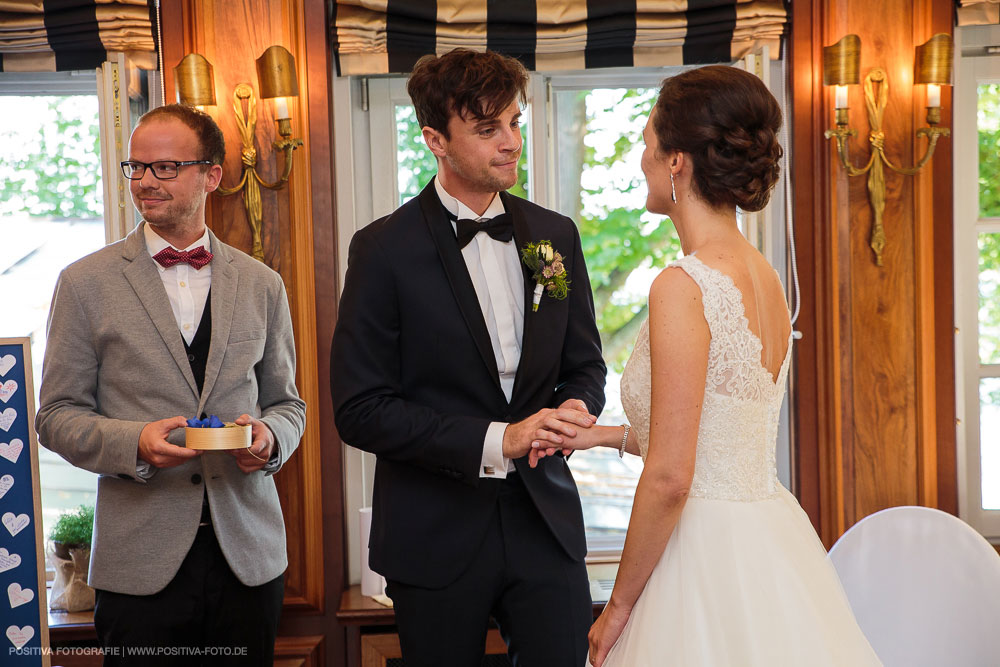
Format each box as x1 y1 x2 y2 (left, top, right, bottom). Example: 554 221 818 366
332 180 606 588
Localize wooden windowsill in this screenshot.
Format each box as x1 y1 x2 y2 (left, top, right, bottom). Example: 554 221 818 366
337 584 610 627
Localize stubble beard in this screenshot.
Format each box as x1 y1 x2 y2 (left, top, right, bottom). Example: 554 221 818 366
446 152 520 194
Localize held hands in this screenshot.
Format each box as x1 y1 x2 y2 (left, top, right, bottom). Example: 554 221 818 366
503 399 597 468
138 416 202 468
229 414 276 474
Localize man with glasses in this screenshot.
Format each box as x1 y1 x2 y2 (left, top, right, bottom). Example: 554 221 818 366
36 104 305 665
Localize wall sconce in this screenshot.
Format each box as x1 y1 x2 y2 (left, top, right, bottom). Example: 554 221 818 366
174 46 303 262
823 33 953 266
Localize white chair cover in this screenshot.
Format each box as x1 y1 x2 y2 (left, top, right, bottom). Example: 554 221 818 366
828 506 1000 667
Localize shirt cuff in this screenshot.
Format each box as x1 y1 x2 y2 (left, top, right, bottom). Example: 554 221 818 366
480 422 510 479
134 459 155 481
262 449 282 475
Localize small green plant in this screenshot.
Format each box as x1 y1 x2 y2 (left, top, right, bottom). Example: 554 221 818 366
49 505 94 546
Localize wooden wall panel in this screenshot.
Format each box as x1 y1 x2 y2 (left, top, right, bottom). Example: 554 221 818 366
160 0 345 664
791 0 957 546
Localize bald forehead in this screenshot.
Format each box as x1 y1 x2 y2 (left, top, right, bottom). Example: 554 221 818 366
129 117 203 160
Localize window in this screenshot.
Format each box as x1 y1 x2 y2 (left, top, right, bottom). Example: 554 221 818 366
955 24 1000 538
0 61 153 540
335 61 788 581
0 91 105 539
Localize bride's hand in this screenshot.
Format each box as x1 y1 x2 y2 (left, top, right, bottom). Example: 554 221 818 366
529 423 617 467
588 598 631 667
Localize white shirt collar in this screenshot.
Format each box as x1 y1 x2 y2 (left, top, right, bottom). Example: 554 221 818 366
144 222 211 264
434 177 507 221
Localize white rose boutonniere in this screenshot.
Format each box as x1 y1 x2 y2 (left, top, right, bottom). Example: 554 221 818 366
520 240 570 312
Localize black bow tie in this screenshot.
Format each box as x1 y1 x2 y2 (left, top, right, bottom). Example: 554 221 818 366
451 212 514 249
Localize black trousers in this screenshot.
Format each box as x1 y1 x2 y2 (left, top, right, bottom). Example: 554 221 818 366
93 524 284 666
386 473 592 667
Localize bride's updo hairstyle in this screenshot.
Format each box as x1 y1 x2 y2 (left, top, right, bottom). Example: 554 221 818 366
653 65 782 212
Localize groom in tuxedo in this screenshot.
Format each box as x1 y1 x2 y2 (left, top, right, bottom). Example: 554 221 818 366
331 49 606 666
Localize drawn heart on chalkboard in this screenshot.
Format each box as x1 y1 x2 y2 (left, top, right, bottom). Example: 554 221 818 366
0 408 15 432
0 355 14 377
7 583 33 608
0 380 16 403
0 475 12 500
2 512 29 537
6 624 33 649
0 439 22 464
0 549 20 573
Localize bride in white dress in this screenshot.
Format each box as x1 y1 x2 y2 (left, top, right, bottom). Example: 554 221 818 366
530 66 881 666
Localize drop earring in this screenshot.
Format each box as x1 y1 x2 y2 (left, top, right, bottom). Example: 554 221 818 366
670 172 677 203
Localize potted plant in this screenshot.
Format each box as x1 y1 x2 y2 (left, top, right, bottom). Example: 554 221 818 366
49 504 94 560
48 504 96 612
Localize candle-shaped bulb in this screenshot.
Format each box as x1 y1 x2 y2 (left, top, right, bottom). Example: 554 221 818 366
274 96 290 120
835 85 848 109
926 84 941 108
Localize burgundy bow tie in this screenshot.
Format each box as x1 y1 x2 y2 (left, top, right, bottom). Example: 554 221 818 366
152 246 213 270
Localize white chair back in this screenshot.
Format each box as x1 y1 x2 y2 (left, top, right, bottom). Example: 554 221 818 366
828 505 1000 667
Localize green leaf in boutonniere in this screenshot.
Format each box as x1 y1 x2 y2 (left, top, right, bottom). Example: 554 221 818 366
520 240 570 312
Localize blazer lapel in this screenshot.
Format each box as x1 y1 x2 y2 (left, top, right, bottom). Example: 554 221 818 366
198 230 236 412
121 224 200 399
503 192 540 401
419 181 502 393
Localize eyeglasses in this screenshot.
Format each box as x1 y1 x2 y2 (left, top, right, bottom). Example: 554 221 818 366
120 160 213 180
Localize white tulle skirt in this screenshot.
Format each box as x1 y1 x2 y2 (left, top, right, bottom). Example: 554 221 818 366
598 487 882 666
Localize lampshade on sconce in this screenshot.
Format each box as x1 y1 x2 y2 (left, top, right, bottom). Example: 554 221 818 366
174 53 216 107
914 33 954 110
256 45 299 120
822 34 861 87
823 34 861 114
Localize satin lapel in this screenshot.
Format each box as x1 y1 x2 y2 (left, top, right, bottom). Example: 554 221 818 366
503 191 539 400
198 232 236 412
121 228 199 399
418 183 502 392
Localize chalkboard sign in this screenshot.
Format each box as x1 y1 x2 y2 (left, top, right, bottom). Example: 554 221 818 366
0 338 49 667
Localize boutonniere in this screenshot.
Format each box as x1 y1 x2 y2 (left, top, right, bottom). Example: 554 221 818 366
520 240 570 312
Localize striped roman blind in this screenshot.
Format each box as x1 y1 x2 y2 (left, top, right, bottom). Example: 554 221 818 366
332 0 787 76
0 0 158 72
958 1 1000 25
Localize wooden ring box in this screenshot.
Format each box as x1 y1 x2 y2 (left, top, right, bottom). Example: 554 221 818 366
185 423 252 450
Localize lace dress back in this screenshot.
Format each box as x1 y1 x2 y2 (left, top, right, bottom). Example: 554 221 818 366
620 253 792 502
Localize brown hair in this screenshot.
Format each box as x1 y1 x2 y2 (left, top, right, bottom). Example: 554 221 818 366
407 49 528 138
653 66 782 212
137 103 226 166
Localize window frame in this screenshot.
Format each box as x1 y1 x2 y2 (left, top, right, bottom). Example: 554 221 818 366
954 24 1000 539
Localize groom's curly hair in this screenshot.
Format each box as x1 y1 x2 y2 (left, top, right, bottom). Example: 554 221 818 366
407 49 528 139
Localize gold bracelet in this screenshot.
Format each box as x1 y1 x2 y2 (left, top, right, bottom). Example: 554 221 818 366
619 424 630 459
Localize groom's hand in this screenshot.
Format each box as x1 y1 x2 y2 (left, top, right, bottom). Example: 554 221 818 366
527 399 594 466
502 407 597 464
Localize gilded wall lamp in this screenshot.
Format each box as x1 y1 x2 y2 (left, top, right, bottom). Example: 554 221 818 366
823 33 953 266
174 46 303 262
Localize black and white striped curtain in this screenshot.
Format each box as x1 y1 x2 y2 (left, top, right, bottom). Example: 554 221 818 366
332 0 787 76
957 0 1000 25
0 0 158 72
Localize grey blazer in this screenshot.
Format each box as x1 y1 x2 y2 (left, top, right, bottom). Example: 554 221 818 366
35 223 306 595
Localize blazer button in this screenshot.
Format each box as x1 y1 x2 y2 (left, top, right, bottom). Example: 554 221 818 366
188 354 196 362
191 474 202 484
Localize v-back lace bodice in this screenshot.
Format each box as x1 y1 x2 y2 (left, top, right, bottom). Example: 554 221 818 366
620 254 792 501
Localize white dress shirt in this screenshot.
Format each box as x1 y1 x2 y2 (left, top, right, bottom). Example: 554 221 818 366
144 223 212 345
434 178 525 478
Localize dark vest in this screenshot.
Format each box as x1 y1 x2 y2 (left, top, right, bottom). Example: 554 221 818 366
183 291 212 523
183 290 212 395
